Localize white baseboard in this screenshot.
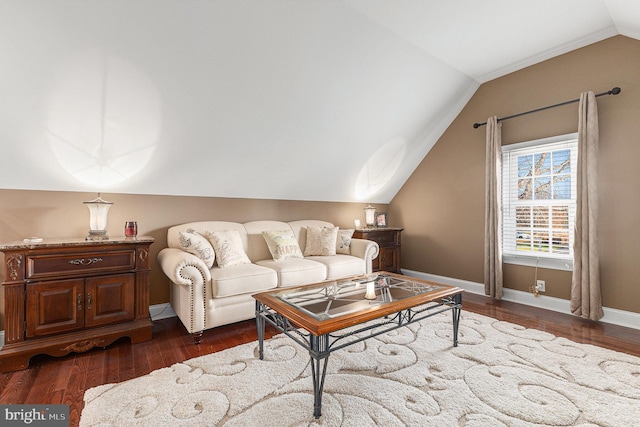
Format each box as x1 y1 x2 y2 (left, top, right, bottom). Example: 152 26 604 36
149 302 177 321
401 268 640 331
0 303 177 350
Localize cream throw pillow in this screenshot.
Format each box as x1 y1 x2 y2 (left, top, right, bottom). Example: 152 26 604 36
178 230 215 268
205 230 251 268
304 226 338 256
336 228 354 255
262 230 303 261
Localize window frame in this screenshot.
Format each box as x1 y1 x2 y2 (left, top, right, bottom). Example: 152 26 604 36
501 133 578 271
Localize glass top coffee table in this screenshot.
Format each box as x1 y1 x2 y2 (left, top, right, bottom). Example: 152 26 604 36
253 272 463 419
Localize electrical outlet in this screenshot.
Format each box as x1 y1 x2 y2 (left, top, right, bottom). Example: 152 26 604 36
536 280 546 293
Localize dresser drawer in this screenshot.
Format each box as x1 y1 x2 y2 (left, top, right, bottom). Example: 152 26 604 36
26 250 136 279
365 231 397 245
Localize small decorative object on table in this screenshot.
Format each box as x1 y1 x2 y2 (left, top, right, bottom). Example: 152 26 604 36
23 237 43 243
375 212 388 228
125 221 138 238
364 281 377 300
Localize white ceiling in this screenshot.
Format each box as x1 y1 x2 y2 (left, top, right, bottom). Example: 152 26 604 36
345 0 636 82
0 0 638 203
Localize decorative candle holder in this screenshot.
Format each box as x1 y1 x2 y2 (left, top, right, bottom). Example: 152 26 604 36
125 221 138 238
364 281 377 300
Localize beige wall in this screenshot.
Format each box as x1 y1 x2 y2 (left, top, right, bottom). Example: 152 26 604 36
390 35 640 314
0 189 386 329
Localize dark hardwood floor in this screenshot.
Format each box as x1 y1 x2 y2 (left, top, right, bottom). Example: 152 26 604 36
1 292 638 427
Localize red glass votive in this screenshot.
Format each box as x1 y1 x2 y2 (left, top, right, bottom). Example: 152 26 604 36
125 221 138 237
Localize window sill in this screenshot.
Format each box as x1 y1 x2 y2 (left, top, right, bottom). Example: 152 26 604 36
503 254 573 271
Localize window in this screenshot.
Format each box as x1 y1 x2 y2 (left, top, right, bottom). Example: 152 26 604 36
502 133 577 271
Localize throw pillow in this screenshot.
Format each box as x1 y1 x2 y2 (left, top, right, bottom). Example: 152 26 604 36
262 230 304 261
336 228 354 254
205 230 251 268
178 230 215 268
304 226 338 256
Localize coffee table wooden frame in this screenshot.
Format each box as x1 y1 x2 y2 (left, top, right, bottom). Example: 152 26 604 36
253 272 463 418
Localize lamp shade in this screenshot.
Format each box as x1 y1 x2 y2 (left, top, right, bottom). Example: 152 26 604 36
84 193 113 240
364 205 376 227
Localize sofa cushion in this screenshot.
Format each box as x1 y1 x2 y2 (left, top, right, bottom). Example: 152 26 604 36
178 230 215 268
288 220 336 254
307 255 365 280
244 221 291 262
211 264 278 298
256 258 327 288
304 226 338 256
336 229 354 255
262 229 304 261
206 230 251 268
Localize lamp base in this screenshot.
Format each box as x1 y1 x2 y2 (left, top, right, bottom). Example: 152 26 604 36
86 230 109 241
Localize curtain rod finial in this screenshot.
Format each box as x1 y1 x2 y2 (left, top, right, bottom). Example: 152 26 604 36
473 123 480 129
611 87 621 95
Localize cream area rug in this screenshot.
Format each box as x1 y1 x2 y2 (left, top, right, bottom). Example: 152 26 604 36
80 312 640 426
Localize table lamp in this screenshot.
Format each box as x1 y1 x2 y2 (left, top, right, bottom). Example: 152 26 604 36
84 193 113 240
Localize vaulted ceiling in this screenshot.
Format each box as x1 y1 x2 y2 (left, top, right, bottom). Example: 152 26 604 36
1 1 638 203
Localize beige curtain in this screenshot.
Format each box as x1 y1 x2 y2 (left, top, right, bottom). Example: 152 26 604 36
571 91 604 320
484 116 503 299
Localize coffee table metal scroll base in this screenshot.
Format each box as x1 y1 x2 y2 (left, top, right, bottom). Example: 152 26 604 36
256 292 462 419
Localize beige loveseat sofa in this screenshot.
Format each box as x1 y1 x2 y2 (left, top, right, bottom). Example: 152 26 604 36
158 220 379 342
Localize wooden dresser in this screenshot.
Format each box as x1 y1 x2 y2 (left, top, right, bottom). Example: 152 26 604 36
353 228 403 273
0 237 153 372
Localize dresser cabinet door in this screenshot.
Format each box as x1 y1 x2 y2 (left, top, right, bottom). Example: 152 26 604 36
85 273 135 328
378 246 398 272
26 278 84 338
25 273 136 337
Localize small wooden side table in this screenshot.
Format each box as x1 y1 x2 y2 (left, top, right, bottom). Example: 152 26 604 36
353 228 403 273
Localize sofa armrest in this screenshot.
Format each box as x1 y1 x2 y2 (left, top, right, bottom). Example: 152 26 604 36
349 238 379 274
157 247 212 286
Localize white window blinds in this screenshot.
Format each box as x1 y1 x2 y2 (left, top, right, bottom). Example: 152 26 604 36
502 133 578 270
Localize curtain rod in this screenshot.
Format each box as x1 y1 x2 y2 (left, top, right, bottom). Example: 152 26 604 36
472 86 621 129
